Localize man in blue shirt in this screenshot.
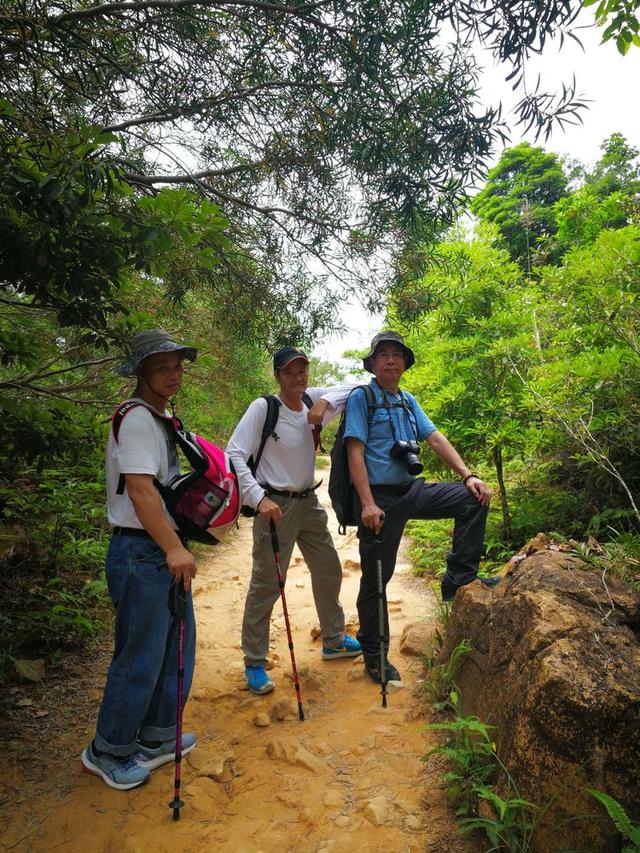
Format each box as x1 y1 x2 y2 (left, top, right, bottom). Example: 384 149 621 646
344 331 498 684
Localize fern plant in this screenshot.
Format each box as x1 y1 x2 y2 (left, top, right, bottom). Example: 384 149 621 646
588 789 640 852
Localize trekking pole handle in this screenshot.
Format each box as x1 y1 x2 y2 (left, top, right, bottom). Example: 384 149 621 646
269 518 279 554
170 578 187 620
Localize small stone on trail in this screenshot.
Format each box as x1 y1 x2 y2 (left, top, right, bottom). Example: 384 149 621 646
342 558 360 573
270 698 297 720
400 622 436 657
296 581 305 588
323 790 343 808
189 747 235 782
310 624 322 640
334 815 350 828
362 796 391 826
404 814 422 831
347 668 365 682
387 679 405 691
265 653 279 670
266 738 325 774
253 713 270 727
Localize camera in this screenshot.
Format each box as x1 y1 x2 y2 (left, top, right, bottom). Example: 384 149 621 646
390 440 423 475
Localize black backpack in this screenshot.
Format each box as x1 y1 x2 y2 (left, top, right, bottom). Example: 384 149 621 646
240 392 320 517
328 385 377 535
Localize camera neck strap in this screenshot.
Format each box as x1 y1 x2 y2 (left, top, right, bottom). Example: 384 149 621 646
379 388 418 444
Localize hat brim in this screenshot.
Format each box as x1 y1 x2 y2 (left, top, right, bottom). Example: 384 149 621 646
275 354 310 371
363 342 415 373
116 342 198 376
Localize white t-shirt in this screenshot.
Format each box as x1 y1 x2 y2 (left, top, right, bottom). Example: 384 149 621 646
226 385 354 510
106 399 179 529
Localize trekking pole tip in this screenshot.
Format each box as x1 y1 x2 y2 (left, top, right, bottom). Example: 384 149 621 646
169 798 184 820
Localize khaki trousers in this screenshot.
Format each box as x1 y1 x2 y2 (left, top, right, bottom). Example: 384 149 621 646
241 492 345 666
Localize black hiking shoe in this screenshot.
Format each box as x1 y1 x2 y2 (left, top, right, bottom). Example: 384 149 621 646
478 575 502 590
364 658 401 684
440 576 459 602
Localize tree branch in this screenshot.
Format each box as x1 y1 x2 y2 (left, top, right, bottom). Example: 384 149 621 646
51 0 331 26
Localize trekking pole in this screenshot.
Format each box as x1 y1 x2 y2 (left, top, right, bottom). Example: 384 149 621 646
374 524 387 708
168 578 186 821
269 519 304 721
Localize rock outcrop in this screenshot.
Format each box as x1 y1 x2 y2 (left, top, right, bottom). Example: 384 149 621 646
436 536 640 853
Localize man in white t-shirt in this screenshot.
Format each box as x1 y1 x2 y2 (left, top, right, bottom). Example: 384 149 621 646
81 329 199 790
227 346 361 694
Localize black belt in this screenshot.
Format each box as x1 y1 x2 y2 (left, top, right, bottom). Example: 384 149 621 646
112 526 152 538
262 480 322 499
371 481 414 497
111 526 188 545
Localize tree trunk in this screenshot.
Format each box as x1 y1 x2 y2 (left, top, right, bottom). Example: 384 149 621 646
492 444 512 543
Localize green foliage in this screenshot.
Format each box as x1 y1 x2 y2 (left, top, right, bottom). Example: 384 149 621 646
0 456 112 676
577 533 640 590
425 640 472 711
588 789 640 851
392 134 640 548
425 710 544 850
584 0 640 54
424 714 499 817
470 143 568 268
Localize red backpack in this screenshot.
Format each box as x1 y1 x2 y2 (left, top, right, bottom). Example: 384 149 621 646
112 400 241 545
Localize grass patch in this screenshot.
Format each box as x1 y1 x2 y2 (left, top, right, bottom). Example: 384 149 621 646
406 513 505 580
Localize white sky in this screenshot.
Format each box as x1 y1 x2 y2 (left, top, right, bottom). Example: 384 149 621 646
313 14 640 364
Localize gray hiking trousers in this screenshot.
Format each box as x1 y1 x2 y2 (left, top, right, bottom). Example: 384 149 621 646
241 492 345 667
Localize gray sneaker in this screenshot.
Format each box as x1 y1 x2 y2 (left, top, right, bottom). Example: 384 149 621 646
133 733 197 771
81 742 150 790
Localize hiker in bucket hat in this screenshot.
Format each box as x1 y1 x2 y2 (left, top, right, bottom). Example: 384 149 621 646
227 345 362 695
81 329 198 790
342 330 499 686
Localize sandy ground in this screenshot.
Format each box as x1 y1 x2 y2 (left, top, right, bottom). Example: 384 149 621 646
2 478 478 853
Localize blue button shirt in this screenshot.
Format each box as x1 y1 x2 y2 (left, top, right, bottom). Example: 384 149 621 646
343 379 437 485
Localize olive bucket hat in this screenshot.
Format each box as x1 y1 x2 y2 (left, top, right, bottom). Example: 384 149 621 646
362 330 415 373
116 328 198 376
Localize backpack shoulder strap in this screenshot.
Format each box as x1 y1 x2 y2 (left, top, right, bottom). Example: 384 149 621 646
112 399 179 442
112 399 181 495
248 395 282 476
361 384 377 424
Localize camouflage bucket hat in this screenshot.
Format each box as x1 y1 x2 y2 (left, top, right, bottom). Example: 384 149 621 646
362 330 415 373
116 328 198 376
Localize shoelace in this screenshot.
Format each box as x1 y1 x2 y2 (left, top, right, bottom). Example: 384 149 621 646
119 755 140 771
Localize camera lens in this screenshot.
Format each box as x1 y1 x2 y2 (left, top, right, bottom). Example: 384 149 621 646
405 454 423 476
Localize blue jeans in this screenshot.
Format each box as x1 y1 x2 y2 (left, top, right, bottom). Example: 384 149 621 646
94 534 196 756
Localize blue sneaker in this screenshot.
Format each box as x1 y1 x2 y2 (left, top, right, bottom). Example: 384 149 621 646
81 742 150 790
245 665 275 694
133 733 197 771
321 635 362 660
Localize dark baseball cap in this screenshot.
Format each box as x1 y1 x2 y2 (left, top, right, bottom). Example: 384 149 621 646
273 346 310 371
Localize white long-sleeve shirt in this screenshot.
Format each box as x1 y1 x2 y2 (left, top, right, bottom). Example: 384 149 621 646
226 385 354 510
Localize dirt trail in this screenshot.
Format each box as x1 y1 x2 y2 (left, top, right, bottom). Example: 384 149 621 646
3 478 473 853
